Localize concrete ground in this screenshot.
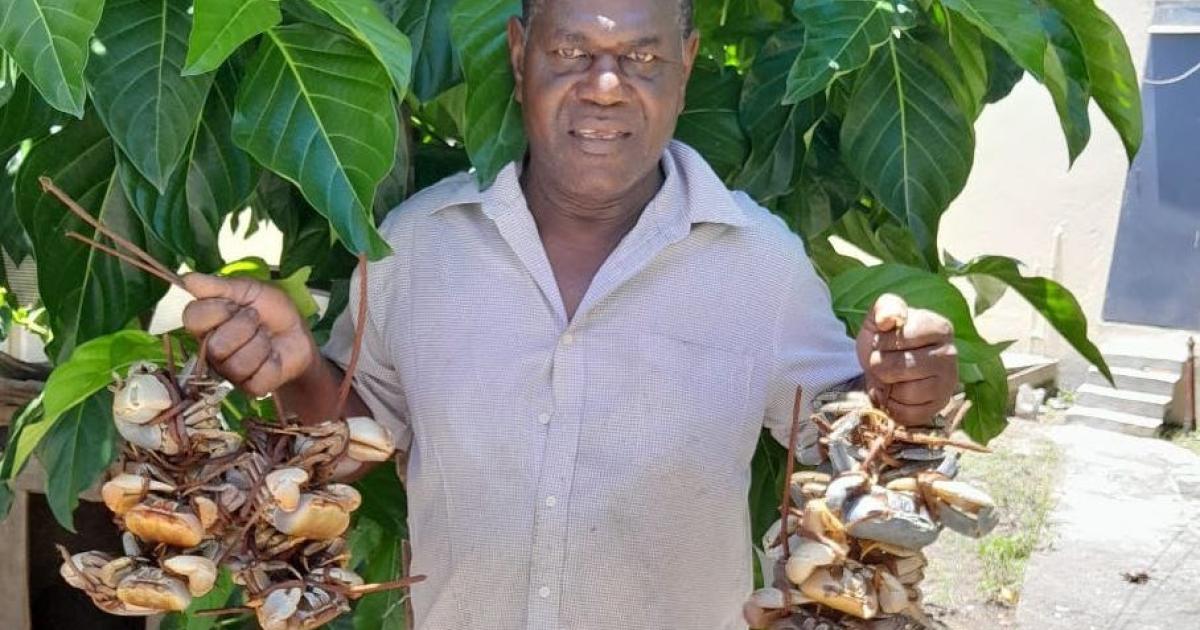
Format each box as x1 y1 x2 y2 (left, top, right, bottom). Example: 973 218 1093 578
1015 423 1200 629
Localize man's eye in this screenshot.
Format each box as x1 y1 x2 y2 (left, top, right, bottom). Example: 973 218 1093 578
556 48 587 60
627 52 656 63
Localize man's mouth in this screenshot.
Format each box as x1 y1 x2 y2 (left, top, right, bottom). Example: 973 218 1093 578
571 129 631 141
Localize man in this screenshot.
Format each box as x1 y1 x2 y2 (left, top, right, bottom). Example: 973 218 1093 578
182 0 958 627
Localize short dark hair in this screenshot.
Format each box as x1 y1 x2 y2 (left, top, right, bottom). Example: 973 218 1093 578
522 0 695 36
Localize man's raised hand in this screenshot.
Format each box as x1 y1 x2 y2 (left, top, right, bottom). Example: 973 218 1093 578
855 293 958 426
181 274 318 398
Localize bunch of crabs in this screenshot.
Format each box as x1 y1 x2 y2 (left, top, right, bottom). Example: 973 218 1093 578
744 394 999 630
57 356 404 629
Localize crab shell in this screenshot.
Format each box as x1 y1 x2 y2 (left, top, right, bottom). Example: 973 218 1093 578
101 474 175 515
59 551 116 590
743 587 802 629
929 479 999 538
784 539 842 586
162 555 218 597
265 467 311 513
824 471 869 514
258 587 303 630
111 363 174 426
124 501 206 548
345 417 396 462
875 569 911 614
114 418 181 455
799 567 879 619
116 567 192 612
843 487 940 550
269 484 361 540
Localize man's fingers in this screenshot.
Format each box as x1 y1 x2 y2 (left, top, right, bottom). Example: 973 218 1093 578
206 309 260 362
887 400 946 427
182 298 238 336
218 331 271 385
875 310 954 352
866 293 909 333
888 377 939 406
869 346 956 384
242 334 314 398
182 273 264 305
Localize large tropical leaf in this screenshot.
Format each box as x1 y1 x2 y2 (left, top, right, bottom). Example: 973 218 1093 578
119 151 223 272
735 27 824 201
373 106 411 219
233 24 397 260
36 390 118 530
41 329 163 428
184 0 281 76
1048 0 1142 161
14 114 168 362
946 255 1113 384
0 0 102 116
0 75 67 157
450 0 525 187
307 0 412 95
86 0 215 191
940 0 1046 77
840 36 974 264
674 60 747 183
786 0 917 104
941 11 989 120
397 0 462 102
187 62 259 250
828 263 1010 443
1038 3 1091 164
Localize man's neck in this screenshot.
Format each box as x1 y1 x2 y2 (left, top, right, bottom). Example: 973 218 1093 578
520 160 665 247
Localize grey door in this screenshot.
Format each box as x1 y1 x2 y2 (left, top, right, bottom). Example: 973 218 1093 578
1103 11 1200 331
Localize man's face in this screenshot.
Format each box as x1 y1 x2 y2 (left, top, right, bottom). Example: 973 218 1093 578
508 0 699 199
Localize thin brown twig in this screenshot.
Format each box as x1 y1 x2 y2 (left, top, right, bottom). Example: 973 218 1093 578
195 606 254 617
778 385 803 563
163 335 175 384
65 232 182 287
41 176 181 283
336 254 369 418
402 539 414 630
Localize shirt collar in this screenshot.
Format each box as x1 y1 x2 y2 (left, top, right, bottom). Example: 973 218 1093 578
427 141 751 230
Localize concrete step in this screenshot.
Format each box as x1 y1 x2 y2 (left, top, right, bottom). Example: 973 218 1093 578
1086 365 1180 397
1075 383 1172 418
1102 353 1185 374
1064 405 1164 437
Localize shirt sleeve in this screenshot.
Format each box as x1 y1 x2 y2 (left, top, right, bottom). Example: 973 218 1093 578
762 246 863 464
321 263 413 454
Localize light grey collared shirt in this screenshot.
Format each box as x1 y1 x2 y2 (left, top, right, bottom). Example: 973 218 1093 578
323 141 861 629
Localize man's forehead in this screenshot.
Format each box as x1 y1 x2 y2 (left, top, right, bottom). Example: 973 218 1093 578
533 0 680 39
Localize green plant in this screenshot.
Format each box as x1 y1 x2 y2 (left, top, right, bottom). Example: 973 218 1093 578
0 0 1139 623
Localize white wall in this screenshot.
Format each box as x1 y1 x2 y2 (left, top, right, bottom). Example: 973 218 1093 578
937 0 1198 387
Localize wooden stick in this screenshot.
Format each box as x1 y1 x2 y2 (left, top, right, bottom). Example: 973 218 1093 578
336 254 369 417
195 606 254 617
65 232 183 288
402 539 415 630
41 177 180 282
777 386 803 562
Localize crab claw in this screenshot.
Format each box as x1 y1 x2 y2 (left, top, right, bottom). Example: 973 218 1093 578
111 364 173 425
312 566 365 589
124 503 206 548
258 587 302 630
266 468 310 513
799 567 879 619
116 567 192 612
270 487 360 540
162 555 218 597
843 486 939 550
743 587 795 629
784 540 842 586
59 551 114 589
875 569 910 614
345 417 395 462
928 479 999 538
101 474 175 515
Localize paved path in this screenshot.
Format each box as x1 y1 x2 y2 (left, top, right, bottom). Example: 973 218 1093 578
1016 424 1200 629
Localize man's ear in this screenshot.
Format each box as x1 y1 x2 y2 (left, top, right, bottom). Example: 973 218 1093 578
677 30 701 114
507 17 527 103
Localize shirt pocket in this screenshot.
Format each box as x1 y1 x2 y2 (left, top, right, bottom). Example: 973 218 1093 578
642 332 757 471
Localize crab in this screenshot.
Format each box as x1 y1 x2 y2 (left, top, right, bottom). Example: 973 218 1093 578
123 495 217 548
110 362 237 456
59 550 160 616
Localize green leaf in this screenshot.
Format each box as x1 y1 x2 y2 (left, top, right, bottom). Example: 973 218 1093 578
373 107 411 220
942 12 989 120
674 60 747 183
14 114 169 362
982 38 1024 103
41 329 163 427
748 433 787 545
1038 3 1091 164
218 255 271 281
735 27 824 200
805 236 866 281
786 0 917 104
940 0 1047 77
1048 0 1141 161
188 62 260 247
184 0 281 76
119 151 223 273
233 24 396 260
450 0 525 187
36 390 118 530
0 0 103 117
840 36 974 264
350 464 409 630
160 570 238 630
86 0 215 191
0 146 36 265
397 0 462 102
828 263 1009 442
0 395 44 485
946 255 1113 384
307 0 412 96
0 482 13 520
831 209 926 269
0 76 68 157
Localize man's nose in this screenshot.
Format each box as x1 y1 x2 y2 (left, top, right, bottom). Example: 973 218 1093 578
578 54 628 106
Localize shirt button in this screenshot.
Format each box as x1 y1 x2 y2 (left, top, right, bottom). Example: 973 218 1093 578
561 333 575 346
538 412 551 425
545 495 557 508
538 586 551 598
